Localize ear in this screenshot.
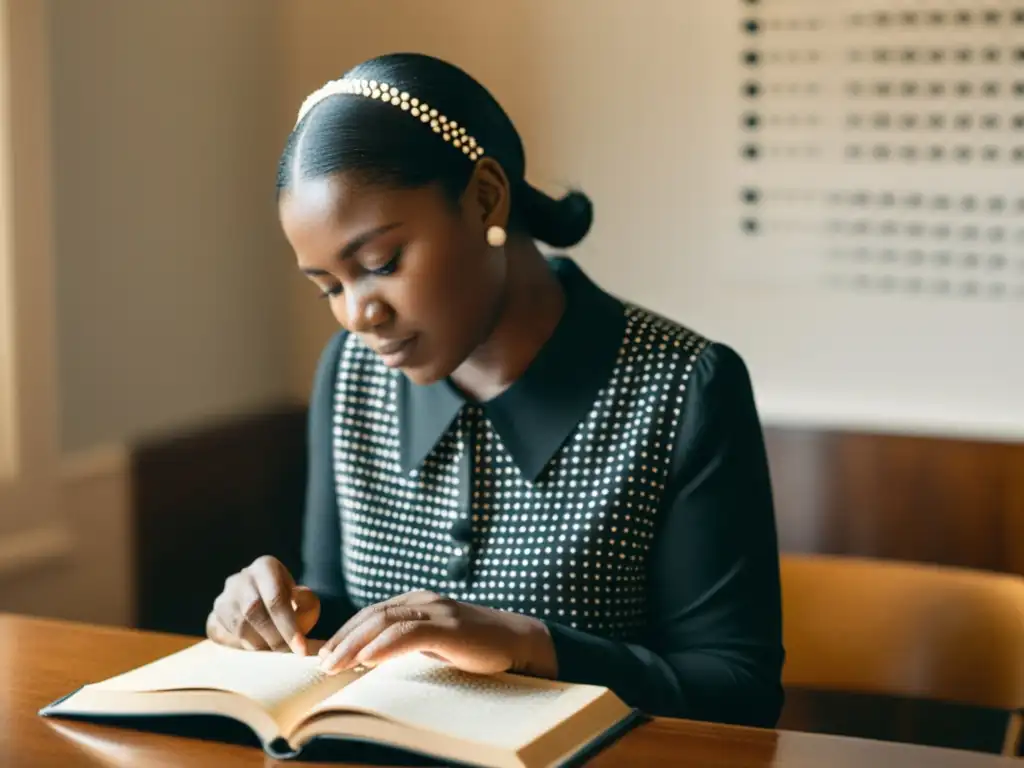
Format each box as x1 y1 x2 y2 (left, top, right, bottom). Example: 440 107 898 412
461 158 511 231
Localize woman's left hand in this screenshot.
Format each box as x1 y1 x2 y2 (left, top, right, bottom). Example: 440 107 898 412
317 590 558 678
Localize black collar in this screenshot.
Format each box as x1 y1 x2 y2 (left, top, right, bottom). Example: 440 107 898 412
397 257 626 482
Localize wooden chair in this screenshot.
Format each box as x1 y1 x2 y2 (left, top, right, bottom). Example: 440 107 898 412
779 553 1024 756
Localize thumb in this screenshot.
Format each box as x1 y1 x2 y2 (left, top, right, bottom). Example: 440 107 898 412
292 586 321 637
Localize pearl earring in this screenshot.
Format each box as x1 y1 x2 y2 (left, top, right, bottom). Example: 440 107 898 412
486 225 507 248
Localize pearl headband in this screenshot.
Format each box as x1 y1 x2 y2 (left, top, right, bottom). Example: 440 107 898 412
295 78 485 162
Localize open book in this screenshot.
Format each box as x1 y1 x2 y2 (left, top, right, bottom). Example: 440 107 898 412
39 639 643 767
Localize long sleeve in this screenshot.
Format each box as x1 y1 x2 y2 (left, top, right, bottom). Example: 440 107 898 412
543 342 785 727
299 329 359 640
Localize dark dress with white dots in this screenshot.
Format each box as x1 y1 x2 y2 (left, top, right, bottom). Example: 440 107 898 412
300 257 785 728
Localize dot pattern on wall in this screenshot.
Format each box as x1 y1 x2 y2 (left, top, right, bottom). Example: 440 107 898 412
735 0 1024 301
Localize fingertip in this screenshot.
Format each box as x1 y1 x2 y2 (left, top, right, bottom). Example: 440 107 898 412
292 585 318 606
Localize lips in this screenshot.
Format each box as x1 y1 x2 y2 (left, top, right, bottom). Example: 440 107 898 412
372 335 418 368
375 337 414 356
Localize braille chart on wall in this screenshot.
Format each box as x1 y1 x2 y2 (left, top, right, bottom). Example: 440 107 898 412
713 0 1024 437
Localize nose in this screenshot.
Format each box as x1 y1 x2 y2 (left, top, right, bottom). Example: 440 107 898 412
342 288 390 333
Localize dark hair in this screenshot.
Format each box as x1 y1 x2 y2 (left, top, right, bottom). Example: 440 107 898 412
276 53 592 249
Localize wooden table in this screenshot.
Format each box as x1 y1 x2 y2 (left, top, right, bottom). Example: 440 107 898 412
0 614 1016 767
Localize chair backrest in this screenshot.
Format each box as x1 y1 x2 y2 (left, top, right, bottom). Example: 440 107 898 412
780 553 1024 754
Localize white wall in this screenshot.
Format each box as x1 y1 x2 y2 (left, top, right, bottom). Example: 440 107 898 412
3 0 303 626
50 0 295 453
2 0 130 626
2 448 133 628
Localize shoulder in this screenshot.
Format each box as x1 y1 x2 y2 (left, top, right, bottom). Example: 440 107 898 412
692 341 755 399
625 311 766 467
624 304 752 395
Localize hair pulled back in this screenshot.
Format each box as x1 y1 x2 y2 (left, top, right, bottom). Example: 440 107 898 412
276 53 592 249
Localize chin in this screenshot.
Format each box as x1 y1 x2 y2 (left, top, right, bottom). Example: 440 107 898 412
400 345 468 386
399 360 450 387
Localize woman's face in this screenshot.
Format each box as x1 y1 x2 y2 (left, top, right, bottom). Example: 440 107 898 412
279 170 508 385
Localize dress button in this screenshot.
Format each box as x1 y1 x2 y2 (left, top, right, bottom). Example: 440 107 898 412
450 515 472 544
447 551 469 581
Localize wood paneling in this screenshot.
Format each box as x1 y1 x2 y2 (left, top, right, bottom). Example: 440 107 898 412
130 406 307 637
764 426 1024 577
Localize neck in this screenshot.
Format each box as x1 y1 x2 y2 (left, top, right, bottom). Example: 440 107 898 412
450 238 565 402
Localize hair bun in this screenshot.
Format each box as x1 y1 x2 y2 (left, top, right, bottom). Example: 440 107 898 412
517 183 593 249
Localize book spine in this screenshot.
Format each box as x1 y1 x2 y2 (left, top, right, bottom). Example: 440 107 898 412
556 709 651 768
263 737 301 760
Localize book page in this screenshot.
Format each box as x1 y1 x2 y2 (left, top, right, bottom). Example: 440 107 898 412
89 640 362 729
311 653 602 750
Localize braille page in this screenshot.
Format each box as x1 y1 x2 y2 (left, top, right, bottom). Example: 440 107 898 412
310 653 604 749
88 640 360 725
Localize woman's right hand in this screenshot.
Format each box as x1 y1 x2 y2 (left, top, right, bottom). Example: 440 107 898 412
206 555 320 655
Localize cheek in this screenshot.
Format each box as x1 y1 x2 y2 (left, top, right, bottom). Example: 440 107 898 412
381 220 504 348
423 236 500 326
389 233 462 311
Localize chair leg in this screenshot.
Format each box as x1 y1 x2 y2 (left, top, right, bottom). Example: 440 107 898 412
1002 711 1022 757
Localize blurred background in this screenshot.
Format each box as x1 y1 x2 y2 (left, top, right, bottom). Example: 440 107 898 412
2 0 1022 756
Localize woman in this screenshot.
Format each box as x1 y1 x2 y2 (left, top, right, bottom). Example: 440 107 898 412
207 52 785 728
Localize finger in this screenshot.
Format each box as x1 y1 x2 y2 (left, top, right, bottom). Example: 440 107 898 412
206 611 243 648
207 610 267 651
318 591 440 658
214 582 246 636
235 571 289 652
318 604 379 658
355 618 444 668
238 620 271 651
400 590 443 604
319 605 431 674
292 586 321 637
250 562 305 655
319 606 405 671
212 592 268 651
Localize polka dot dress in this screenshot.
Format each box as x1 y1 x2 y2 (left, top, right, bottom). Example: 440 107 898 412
332 306 709 642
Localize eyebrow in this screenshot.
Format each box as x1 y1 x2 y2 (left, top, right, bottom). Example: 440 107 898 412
300 222 402 276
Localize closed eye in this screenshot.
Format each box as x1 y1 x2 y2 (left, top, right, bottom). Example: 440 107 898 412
315 246 403 300
369 246 404 276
